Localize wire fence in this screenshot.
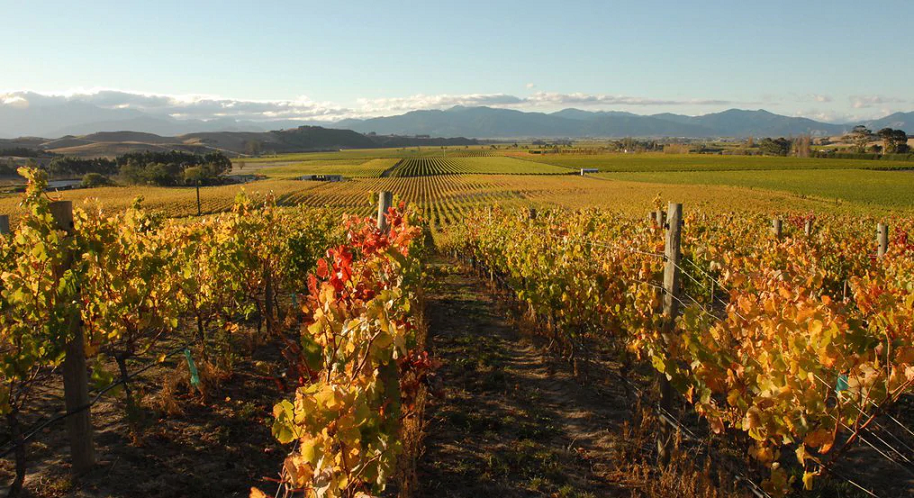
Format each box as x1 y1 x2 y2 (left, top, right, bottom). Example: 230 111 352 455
0 344 190 460
458 220 914 498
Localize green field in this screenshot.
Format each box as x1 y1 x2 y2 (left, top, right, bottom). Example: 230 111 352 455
597 169 914 209
523 152 914 172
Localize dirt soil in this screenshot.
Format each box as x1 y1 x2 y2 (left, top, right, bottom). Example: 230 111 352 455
416 258 635 497
0 340 289 498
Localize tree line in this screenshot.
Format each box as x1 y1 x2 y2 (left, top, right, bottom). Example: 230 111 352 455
6 150 234 186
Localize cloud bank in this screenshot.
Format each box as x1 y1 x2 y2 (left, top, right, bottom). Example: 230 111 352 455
0 88 907 124
0 88 747 123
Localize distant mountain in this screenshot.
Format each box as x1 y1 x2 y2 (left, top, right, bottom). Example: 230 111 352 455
550 108 638 121
339 106 852 138
866 112 914 131
0 99 332 139
650 109 846 137
2 94 909 139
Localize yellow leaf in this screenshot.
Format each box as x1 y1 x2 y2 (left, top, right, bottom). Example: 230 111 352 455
803 470 816 490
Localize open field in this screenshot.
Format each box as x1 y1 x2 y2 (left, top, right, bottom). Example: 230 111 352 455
517 152 914 172
596 168 914 209
5 152 914 229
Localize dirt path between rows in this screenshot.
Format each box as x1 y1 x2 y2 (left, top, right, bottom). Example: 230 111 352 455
416 258 633 497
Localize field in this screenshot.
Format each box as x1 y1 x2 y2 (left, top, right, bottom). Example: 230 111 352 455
597 169 914 209
513 151 914 172
0 179 322 219
4 151 914 228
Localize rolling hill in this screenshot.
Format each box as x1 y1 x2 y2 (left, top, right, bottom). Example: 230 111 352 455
1 126 479 158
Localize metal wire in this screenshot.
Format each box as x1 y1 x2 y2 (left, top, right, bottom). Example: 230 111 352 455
0 344 190 459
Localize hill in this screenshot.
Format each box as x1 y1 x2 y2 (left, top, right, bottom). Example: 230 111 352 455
14 126 479 158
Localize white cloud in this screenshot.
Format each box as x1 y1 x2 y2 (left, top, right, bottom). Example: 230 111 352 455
524 92 733 107
355 93 525 114
526 83 536 89
0 88 352 122
3 88 896 125
849 95 906 109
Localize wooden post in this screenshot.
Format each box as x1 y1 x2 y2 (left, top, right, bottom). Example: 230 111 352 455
377 191 393 232
0 214 9 235
658 202 682 462
877 223 889 258
49 201 95 475
655 209 666 227
772 218 783 238
804 218 814 237
527 207 537 220
195 182 202 216
263 261 274 334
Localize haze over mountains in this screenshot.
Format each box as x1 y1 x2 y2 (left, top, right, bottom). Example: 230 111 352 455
2 98 913 140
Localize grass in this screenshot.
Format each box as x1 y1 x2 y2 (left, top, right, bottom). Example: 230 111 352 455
516 152 914 172
596 169 914 209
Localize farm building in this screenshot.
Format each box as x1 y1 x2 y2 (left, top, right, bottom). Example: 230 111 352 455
298 174 344 182
580 168 599 175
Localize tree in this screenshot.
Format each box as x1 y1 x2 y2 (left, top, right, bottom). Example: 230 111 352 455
850 125 872 153
794 135 811 158
245 140 263 157
878 128 896 152
875 128 909 154
894 129 909 153
81 172 112 188
759 137 792 156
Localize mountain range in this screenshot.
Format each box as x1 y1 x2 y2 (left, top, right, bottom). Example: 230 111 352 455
338 107 914 139
2 98 914 139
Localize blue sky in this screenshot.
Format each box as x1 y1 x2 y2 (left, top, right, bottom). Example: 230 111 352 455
2 0 911 122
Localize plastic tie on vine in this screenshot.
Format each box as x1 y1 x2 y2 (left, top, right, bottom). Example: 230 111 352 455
184 348 201 387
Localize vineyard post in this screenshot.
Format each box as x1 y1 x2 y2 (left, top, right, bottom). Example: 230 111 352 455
377 191 393 232
527 207 537 220
0 214 9 234
805 218 814 237
195 181 201 216
877 223 889 258
264 261 274 335
49 200 96 475
772 218 783 238
658 202 683 461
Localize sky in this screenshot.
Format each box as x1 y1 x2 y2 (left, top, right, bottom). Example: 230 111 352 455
1 0 912 123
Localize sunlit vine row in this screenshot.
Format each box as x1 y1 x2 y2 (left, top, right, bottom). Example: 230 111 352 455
446 205 914 496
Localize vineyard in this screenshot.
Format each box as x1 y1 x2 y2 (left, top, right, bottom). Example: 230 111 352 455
443 204 914 497
384 157 570 177
3 150 914 498
0 168 427 497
